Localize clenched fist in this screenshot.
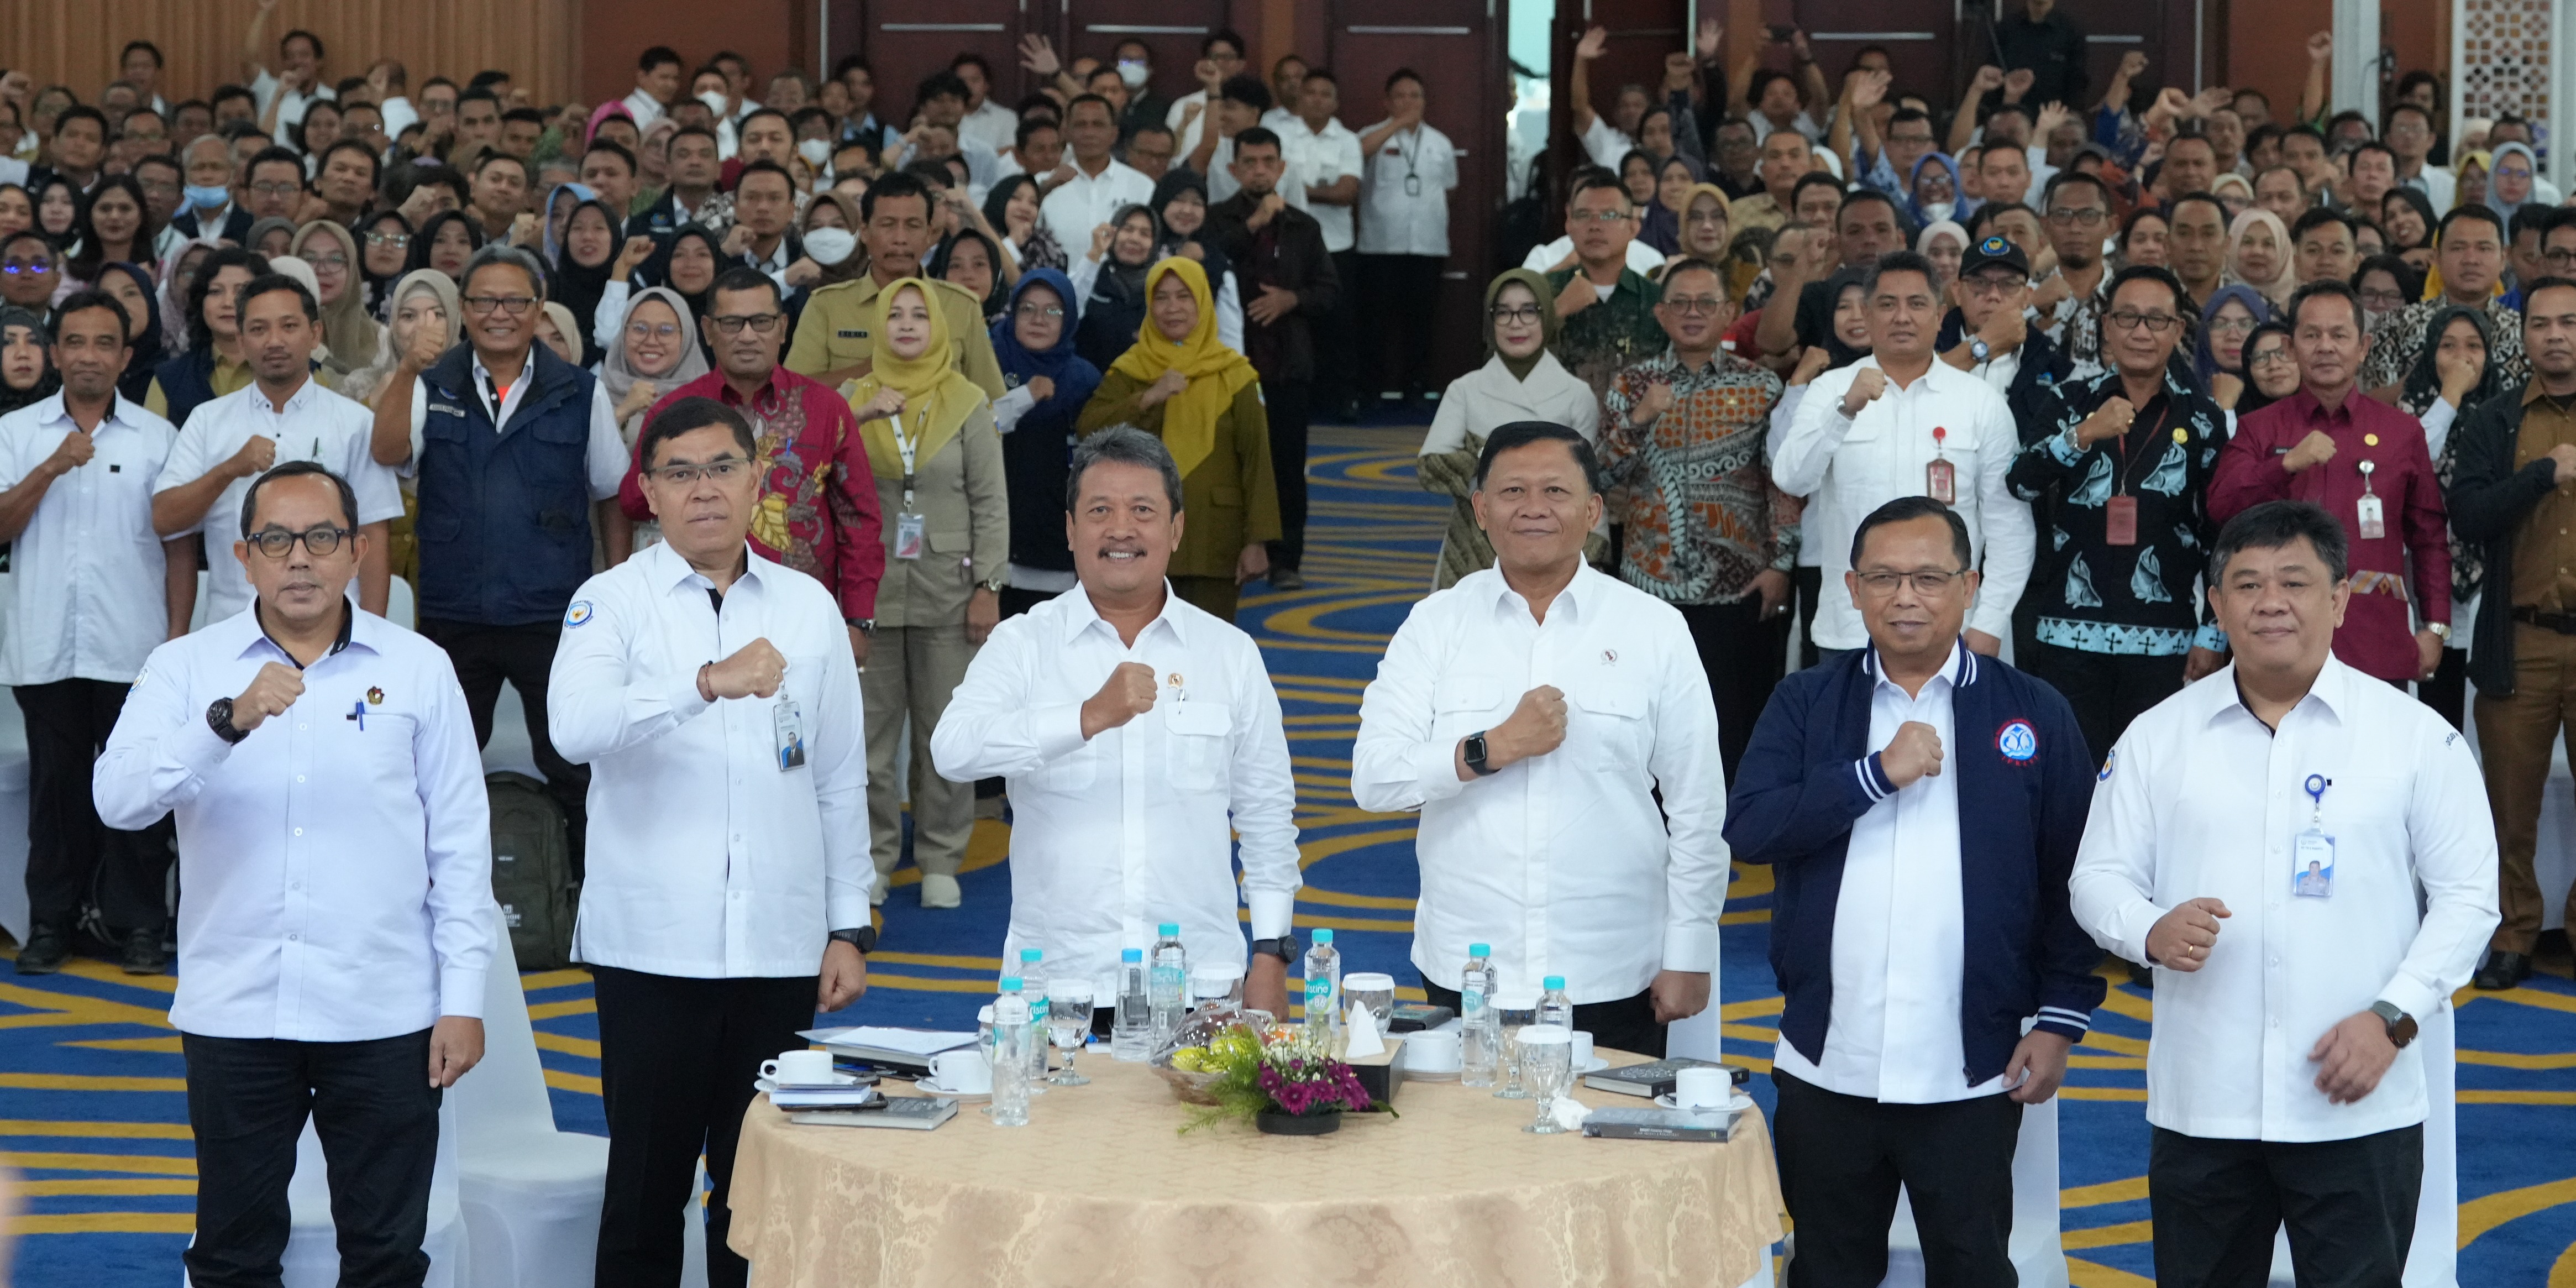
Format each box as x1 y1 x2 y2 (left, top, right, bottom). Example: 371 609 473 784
1482 684 1568 771
705 638 787 700
2075 396 2136 447
1138 369 1192 409
1840 366 1889 418
230 662 307 734
43 430 95 477
228 433 279 480
1880 720 1943 788
1081 661 1158 738
2283 429 2337 474
1629 381 1676 426
2147 897 2232 971
856 387 907 423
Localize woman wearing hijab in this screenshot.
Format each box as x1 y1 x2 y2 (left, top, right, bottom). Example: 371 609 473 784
982 174 1066 274
405 209 485 283
1660 182 1732 280
2210 172 2256 221
2380 188 2437 268
638 225 725 363
1916 218 1969 297
289 221 382 378
94 262 163 404
357 208 414 316
156 236 218 343
342 269 462 585
599 285 710 455
1076 256 1277 620
1638 155 1702 256
1071 203 1161 371
2227 208 2294 309
244 216 297 261
0 306 57 414
847 277 1006 909
1419 269 1600 589
795 192 867 291
2453 151 2492 216
549 199 620 366
2193 282 2272 392
2487 142 2541 227
1906 153 1963 228
931 227 1012 324
987 267 1103 615
2407 304 2505 727
539 184 597 264
1148 170 1248 352
2233 320 2299 422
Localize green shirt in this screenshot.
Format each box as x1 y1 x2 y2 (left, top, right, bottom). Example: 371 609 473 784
1545 268 1665 401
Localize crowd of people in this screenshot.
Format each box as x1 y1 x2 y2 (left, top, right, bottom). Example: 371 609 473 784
0 0 2565 1284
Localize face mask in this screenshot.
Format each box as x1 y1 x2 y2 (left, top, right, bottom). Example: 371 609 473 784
1118 61 1149 89
185 184 230 211
697 90 730 117
802 226 856 266
797 138 832 167
1920 201 1955 223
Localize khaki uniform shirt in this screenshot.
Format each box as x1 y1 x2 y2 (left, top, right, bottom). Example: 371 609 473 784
783 274 1008 401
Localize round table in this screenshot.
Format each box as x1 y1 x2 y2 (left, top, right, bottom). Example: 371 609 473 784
726 1048 1785 1287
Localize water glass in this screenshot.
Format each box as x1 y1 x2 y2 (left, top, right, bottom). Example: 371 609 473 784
1514 1025 1575 1133
1343 972 1397 1035
1046 986 1094 1086
1491 997 1539 1099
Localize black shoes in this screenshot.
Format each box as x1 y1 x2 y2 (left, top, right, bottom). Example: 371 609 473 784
2473 950 2532 991
122 925 170 975
1269 568 1307 591
14 923 69 974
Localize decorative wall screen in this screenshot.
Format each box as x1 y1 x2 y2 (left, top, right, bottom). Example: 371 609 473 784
2452 0 2556 171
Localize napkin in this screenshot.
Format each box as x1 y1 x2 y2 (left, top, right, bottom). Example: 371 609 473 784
1546 1095 1591 1131
1343 1003 1386 1057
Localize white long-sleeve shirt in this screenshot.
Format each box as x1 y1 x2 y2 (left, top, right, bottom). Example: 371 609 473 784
2069 656 2498 1143
1771 357 2034 648
0 394 178 687
928 583 1300 997
94 605 495 1040
1353 121 1457 258
548 541 869 978
1037 158 1155 257
1350 565 1727 1004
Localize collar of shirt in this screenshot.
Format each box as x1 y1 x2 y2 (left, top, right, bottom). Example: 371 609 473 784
470 348 536 429
249 374 321 417
710 367 790 417
244 598 360 668
1061 579 1190 649
2195 653 2354 732
648 537 773 598
1485 563 1596 627
1861 638 1974 693
34 391 140 433
2524 381 2576 413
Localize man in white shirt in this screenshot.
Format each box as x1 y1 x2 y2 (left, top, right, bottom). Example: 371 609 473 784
623 46 684 133
153 274 403 626
1774 249 2034 658
1194 77 1309 212
1352 422 1723 1055
2385 102 2455 214
2071 500 2498 1287
550 397 868 1288
1727 495 2103 1286
239 2 333 148
0 291 191 976
95 460 494 1288
1167 30 1248 162
1355 69 1459 410
1568 25 1652 169
951 53 1019 163
932 427 1301 1017
1040 95 1155 254
1279 70 1367 419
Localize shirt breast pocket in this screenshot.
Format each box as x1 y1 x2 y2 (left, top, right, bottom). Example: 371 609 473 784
1430 674 1503 743
1165 699 1232 792
1570 677 1649 767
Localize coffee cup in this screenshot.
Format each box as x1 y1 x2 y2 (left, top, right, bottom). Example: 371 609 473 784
1673 1066 1729 1112
1402 1027 1461 1073
929 1048 993 1094
761 1049 833 1086
1570 1030 1595 1069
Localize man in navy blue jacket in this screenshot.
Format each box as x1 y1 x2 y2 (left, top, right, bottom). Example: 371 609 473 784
1727 495 2105 1287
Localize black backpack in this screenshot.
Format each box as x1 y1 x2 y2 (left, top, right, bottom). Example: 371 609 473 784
486 771 577 971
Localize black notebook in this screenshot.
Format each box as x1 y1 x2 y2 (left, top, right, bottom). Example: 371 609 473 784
786 1097 961 1130
1582 1106 1737 1142
1581 1057 1747 1099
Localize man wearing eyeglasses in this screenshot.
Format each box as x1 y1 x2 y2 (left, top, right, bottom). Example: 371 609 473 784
2033 172 2115 380
1545 171 1665 411
2360 206 2529 399
368 243 634 879
0 230 56 311
241 145 307 223
1936 234 2071 432
151 274 403 629
616 268 883 662
1727 495 2101 1288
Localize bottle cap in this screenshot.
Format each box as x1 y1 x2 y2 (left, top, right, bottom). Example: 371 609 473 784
1544 975 1565 990
1000 976 1022 992
1158 922 1181 936
1122 947 1143 962
1469 943 1491 956
1020 948 1042 962
1313 928 1335 945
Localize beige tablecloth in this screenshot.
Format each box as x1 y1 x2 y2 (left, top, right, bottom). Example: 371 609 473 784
727 1050 1785 1288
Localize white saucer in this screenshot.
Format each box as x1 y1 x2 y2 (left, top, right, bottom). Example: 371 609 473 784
915 1079 993 1103
1652 1090 1754 1113
1573 1055 1610 1074
756 1072 864 1093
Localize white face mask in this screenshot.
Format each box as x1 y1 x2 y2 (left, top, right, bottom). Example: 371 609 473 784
696 90 731 117
797 138 832 167
1118 61 1149 89
1920 200 1955 223
802 225 857 266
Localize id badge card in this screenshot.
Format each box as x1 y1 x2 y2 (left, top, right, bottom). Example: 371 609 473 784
893 511 926 560
2292 829 2334 898
2355 493 2385 541
774 695 807 771
1925 457 1957 505
2105 495 2139 546
1404 173 1422 197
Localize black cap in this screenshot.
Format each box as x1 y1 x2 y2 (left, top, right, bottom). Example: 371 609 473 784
1960 233 2030 280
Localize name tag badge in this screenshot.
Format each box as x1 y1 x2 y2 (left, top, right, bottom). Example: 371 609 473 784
2294 830 2335 898
775 695 807 771
2104 495 2138 546
893 511 926 560
2355 492 2385 541
1925 457 1956 505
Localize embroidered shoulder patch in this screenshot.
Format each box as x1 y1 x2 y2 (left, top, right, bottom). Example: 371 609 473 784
565 600 595 628
2097 747 2116 781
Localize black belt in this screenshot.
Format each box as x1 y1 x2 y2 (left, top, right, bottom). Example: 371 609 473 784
2513 605 2576 634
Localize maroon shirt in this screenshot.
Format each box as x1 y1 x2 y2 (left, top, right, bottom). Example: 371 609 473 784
2208 388 2452 680
618 368 886 620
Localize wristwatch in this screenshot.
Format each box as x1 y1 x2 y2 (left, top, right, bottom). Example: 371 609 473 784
207 697 250 745
828 925 879 955
2369 1000 2418 1049
845 617 875 635
2425 622 2451 641
1969 337 1992 363
1463 731 1498 776
1250 935 1301 964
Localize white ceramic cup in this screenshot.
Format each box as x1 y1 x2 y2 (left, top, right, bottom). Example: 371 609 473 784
761 1049 833 1085
929 1048 993 1094
1403 1027 1462 1072
1570 1030 1595 1069
1673 1066 1729 1111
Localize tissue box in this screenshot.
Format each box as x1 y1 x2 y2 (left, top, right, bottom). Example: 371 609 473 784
1347 1035 1404 1105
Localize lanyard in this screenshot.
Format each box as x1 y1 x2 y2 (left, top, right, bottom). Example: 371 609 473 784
2303 773 2329 825
2110 397 2175 497
892 405 930 507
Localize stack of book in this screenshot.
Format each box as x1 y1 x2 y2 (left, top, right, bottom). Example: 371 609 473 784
1580 1057 1748 1099
786 1097 962 1130
800 1025 981 1076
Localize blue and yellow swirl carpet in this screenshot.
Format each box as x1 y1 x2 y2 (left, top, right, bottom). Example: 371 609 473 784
7 425 2576 1285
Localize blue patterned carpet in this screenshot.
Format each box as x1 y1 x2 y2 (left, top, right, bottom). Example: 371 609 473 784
6 425 2576 1285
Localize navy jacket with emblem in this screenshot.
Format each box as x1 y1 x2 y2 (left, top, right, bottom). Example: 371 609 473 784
415 342 599 627
1724 643 2105 1087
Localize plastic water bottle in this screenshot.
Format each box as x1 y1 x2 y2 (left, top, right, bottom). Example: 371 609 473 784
1113 947 1152 1061
1460 943 1498 1088
990 992 1032 1127
1148 923 1188 1048
1303 929 1342 1051
1017 949 1050 1087
1540 976 1575 1031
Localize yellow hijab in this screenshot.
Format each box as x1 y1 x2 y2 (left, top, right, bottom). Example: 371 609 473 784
851 278 984 485
1108 257 1258 481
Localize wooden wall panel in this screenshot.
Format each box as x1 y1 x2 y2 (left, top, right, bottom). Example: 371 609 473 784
577 0 804 110
0 0 579 111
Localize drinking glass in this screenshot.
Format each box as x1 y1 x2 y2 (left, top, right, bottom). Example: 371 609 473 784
1046 986 1094 1086
1343 973 1397 1035
1492 999 1539 1099
1515 1026 1575 1133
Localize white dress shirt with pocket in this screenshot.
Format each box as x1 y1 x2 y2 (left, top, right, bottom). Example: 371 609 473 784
2069 656 2499 1142
93 606 495 1040
1279 116 1366 253
548 541 869 979
928 583 1300 997
0 394 179 687
1350 564 1728 1004
1354 122 1458 258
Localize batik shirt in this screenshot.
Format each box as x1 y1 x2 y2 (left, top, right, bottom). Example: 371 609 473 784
2006 366 2228 656
2039 271 2112 382
2362 296 2527 394
1546 267 1666 405
1600 347 1795 605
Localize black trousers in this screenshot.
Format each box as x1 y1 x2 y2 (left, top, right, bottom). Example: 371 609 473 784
1315 249 1362 415
1677 597 1790 786
1793 566 1824 670
2022 643 2188 766
1357 253 1444 401
1265 378 1312 570
2417 646 2467 731
181 1028 442 1288
997 585 1063 619
1419 977 1666 1059
416 617 588 878
593 966 818 1288
1771 1068 2023 1288
2149 1124 2422 1288
17 677 169 931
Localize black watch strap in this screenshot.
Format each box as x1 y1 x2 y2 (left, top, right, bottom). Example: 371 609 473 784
207 698 250 745
1464 731 1497 776
1250 935 1300 963
829 925 879 955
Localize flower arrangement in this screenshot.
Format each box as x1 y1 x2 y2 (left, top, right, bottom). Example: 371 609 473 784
1172 1023 1385 1134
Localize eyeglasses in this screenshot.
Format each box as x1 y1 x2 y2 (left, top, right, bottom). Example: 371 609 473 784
1684 210 1728 226
2205 315 2258 336
710 312 782 335
307 253 349 270
1661 295 1727 316
137 179 180 197
248 525 354 558
1960 274 2025 297
1568 209 1630 224
1855 568 1969 596
249 181 302 198
1013 302 1066 320
646 456 749 486
2544 248 2576 268
1 259 52 275
2045 207 2108 227
365 232 412 249
1488 304 1543 325
2248 347 2296 368
463 294 538 316
626 321 680 341
2358 287 2408 309
2106 310 2182 333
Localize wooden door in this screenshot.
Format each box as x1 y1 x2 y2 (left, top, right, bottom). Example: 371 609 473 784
1061 0 1240 108
830 0 1024 119
1554 0 1691 182
1788 0 1959 108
